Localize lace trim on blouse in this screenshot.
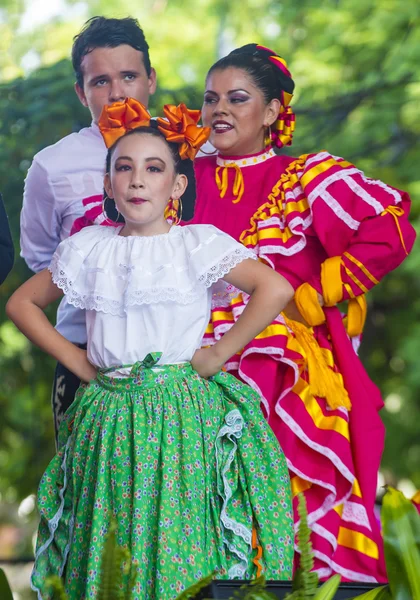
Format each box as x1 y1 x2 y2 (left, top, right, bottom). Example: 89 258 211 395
49 244 256 316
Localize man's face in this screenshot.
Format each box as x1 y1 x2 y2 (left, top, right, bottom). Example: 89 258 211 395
75 44 157 123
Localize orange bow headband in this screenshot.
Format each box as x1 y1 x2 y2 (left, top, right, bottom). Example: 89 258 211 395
156 104 210 160
98 98 210 160
98 98 151 148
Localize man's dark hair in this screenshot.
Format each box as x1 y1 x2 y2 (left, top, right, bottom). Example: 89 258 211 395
72 16 151 88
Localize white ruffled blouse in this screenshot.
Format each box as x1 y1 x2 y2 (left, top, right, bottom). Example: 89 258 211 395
49 224 256 369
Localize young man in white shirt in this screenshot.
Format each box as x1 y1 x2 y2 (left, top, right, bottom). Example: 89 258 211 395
20 16 158 440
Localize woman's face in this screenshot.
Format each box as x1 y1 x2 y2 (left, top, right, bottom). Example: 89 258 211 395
202 67 279 156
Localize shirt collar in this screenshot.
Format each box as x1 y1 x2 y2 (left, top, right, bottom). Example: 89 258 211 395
216 147 276 168
91 121 102 138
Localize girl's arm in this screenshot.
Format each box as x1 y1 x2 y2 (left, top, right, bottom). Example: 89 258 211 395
191 258 294 378
6 269 97 382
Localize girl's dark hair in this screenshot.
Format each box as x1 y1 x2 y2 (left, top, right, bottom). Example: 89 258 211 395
207 43 294 105
72 16 151 88
105 123 185 174
104 124 196 223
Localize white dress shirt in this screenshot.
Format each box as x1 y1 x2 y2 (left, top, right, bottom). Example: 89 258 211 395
20 123 106 344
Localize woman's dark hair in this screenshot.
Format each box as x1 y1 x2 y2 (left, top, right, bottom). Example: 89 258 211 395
104 124 196 223
207 43 294 105
72 16 151 88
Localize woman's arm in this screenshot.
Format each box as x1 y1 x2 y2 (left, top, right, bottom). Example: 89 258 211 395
296 155 415 308
192 258 294 378
6 269 97 382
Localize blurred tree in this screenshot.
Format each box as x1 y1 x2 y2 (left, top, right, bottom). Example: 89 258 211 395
0 0 419 557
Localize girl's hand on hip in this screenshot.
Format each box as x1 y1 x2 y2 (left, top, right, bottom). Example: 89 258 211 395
191 347 225 379
74 348 98 383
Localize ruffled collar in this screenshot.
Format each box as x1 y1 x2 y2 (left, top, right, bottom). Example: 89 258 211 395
112 225 182 240
49 224 254 315
216 147 276 168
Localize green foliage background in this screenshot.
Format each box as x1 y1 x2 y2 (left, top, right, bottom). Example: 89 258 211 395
0 0 420 556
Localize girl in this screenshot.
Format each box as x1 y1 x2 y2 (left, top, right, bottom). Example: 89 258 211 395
7 103 295 599
189 44 416 582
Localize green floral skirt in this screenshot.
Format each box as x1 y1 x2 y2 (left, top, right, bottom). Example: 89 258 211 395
31 356 294 599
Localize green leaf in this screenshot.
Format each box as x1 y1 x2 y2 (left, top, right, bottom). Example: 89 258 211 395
97 519 132 600
382 487 420 600
0 568 13 600
348 585 392 599
230 576 278 599
293 494 319 597
313 575 341 600
174 572 214 599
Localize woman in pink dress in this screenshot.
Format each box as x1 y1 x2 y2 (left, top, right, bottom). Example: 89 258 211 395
189 43 416 583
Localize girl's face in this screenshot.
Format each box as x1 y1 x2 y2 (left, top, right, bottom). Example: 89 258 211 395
104 133 187 236
202 67 279 156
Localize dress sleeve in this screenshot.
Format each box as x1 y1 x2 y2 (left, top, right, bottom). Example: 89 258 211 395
300 152 416 302
0 194 14 285
48 227 95 298
20 158 61 272
184 224 257 288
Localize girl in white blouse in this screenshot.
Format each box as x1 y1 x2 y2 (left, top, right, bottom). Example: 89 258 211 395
7 104 296 600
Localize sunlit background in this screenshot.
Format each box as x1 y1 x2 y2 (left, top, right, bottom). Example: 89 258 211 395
1 0 420 596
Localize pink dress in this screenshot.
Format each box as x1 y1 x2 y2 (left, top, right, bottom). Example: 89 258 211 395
188 147 416 582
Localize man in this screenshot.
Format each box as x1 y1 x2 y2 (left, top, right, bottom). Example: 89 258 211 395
20 16 157 439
